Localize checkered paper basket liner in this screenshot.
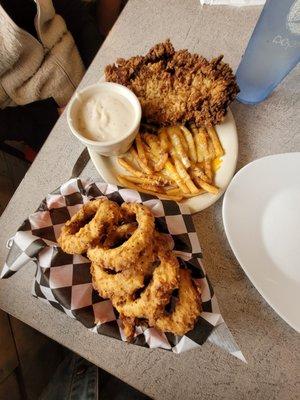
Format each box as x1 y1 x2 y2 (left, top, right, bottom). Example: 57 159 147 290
1 178 244 359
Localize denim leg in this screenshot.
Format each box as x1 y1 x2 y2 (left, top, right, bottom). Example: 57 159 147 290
40 353 98 400
68 355 98 400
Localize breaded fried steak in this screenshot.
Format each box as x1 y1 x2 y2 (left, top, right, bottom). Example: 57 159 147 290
105 40 239 127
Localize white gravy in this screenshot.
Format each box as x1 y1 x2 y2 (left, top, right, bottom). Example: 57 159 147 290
77 91 135 142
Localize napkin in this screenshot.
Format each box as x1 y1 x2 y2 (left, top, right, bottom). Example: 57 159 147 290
200 0 265 5
1 178 245 360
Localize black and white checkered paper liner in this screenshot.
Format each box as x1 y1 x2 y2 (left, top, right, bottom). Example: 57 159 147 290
1 178 244 359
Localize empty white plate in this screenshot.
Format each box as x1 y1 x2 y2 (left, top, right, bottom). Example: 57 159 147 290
223 153 300 332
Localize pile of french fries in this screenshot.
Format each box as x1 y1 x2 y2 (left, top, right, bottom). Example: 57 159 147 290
117 124 224 201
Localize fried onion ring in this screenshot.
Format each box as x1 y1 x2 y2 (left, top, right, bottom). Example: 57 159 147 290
58 198 203 340
90 247 156 304
115 246 179 324
120 315 136 341
154 269 202 336
87 203 155 271
58 199 120 254
91 263 148 304
91 232 169 306
102 223 137 248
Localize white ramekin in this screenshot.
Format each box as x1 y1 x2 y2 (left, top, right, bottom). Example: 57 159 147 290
67 82 141 156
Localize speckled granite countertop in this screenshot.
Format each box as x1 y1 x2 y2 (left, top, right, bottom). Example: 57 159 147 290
0 1 299 399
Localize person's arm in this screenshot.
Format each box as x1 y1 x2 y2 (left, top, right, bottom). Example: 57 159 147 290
52 0 102 68
0 99 59 151
96 0 122 37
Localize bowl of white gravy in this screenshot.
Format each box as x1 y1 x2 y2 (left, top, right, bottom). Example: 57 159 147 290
67 82 142 156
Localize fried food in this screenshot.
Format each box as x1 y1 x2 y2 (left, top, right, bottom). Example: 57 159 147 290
167 127 191 169
57 199 120 254
117 176 184 201
91 261 151 304
117 124 221 199
105 40 239 128
135 133 149 168
116 245 180 324
58 199 202 340
87 203 155 271
180 126 197 164
207 126 224 158
120 315 136 341
102 222 137 247
154 269 202 336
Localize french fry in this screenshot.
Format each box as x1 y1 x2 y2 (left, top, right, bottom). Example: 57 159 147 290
129 148 153 174
189 123 198 136
198 128 210 162
143 133 161 153
180 126 197 163
167 127 191 168
207 126 224 157
135 133 150 167
177 128 189 154
118 122 223 202
171 154 198 194
117 176 183 201
207 138 216 161
167 187 205 198
158 128 170 152
120 152 172 185
117 157 144 177
181 189 206 198
193 133 204 163
164 160 189 194
139 183 165 194
142 135 161 170
156 170 176 186
198 179 219 195
165 187 182 196
154 172 175 185
190 124 210 162
143 133 168 171
204 160 213 182
191 173 219 195
119 174 167 187
119 175 165 192
155 153 168 171
192 164 210 183
212 157 223 172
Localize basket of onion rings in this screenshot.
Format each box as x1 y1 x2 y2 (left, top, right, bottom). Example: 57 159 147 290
1 178 243 357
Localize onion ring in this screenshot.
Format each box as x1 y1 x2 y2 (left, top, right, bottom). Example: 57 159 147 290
102 223 137 248
120 315 136 341
91 226 157 304
58 199 120 254
115 246 179 324
91 232 169 306
90 247 156 305
154 269 202 336
87 203 155 271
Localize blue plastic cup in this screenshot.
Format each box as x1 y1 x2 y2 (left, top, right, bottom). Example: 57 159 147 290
236 0 300 105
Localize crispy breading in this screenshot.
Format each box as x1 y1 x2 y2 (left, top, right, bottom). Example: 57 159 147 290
154 269 202 336
105 40 239 127
116 246 180 324
58 198 203 340
87 203 155 272
58 199 120 255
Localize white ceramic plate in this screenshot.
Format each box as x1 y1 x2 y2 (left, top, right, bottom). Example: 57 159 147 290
89 108 238 214
223 153 300 332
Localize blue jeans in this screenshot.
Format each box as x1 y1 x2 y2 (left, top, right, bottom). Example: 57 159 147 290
40 354 98 400
40 353 151 400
